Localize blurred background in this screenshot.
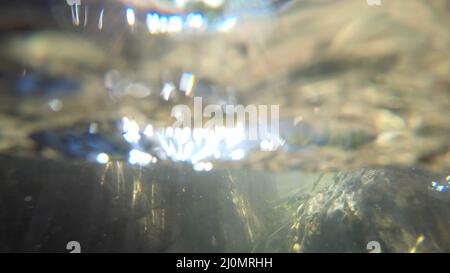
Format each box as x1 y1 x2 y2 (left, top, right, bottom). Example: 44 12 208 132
0 0 449 173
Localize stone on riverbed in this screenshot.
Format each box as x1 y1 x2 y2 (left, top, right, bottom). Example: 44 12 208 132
288 168 450 253
0 155 276 252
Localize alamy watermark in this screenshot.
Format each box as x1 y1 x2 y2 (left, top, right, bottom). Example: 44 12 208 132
171 97 280 142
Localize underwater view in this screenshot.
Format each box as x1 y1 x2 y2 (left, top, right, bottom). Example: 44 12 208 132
0 0 449 254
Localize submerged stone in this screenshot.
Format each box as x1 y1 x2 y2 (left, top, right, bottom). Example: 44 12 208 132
16 72 81 97
288 168 450 253
0 155 276 252
30 121 129 160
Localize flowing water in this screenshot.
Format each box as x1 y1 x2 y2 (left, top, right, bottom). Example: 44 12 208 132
0 0 449 252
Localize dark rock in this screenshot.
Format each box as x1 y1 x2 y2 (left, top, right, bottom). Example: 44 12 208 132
30 120 129 160
288 168 450 253
0 155 277 252
15 72 81 97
